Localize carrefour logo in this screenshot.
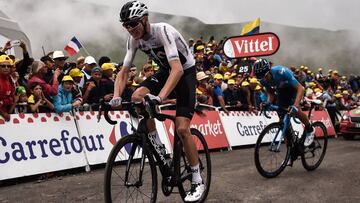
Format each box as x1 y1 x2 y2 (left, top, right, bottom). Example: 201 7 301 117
0 130 105 164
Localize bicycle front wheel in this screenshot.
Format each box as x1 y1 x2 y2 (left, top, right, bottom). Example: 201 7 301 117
104 134 157 203
301 121 328 171
254 122 290 178
176 128 211 203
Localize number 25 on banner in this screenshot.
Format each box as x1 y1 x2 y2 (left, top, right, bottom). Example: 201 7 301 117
223 32 280 59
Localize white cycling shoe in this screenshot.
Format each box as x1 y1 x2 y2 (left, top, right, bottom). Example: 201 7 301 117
304 130 315 147
184 182 205 202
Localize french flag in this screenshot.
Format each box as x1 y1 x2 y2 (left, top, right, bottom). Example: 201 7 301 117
64 37 82 56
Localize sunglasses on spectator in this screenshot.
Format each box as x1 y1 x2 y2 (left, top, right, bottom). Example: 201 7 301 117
0 64 12 68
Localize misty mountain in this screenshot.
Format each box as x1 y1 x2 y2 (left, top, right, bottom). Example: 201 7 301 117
85 11 360 75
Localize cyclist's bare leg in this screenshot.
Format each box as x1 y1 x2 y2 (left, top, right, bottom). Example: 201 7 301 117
175 116 199 166
296 109 311 127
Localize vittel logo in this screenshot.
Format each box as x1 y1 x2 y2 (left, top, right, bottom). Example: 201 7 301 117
223 32 280 58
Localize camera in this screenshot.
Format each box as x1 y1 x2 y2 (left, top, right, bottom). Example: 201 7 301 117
10 40 21 46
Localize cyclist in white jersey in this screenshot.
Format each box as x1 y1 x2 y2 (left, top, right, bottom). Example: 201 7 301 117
110 1 204 201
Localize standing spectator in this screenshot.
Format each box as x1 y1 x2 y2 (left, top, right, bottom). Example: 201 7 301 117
196 71 213 105
101 63 115 102
53 76 82 112
69 68 85 96
52 51 69 80
76 56 85 69
27 61 61 98
98 56 111 68
212 73 229 113
27 83 54 113
0 55 16 121
40 55 55 83
223 79 242 110
80 56 97 88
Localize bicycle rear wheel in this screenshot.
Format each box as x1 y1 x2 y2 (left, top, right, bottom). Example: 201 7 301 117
254 122 290 178
176 128 211 203
301 121 328 171
104 134 157 203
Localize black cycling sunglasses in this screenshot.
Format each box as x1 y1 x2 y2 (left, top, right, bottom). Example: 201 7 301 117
123 20 141 29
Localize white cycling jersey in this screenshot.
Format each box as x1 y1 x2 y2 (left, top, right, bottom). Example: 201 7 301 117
123 22 195 71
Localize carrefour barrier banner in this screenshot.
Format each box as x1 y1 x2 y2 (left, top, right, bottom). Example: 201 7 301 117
0 113 87 180
161 110 229 149
219 111 279 147
74 111 172 165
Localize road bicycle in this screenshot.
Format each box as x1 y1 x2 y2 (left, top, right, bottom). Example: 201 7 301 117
254 100 328 178
99 96 211 202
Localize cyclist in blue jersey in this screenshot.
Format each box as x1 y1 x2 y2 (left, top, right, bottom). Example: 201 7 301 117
253 59 315 147
110 1 204 201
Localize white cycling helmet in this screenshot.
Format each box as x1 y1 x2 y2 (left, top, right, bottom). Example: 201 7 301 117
119 1 148 23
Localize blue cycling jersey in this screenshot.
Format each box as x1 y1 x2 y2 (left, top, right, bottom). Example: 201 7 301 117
260 65 299 91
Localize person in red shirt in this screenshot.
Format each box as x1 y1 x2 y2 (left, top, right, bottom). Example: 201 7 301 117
27 61 61 98
0 55 16 121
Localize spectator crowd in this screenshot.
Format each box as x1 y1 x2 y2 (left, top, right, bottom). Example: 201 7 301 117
1 36 360 128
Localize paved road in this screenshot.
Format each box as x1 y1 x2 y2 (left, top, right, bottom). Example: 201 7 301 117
1 138 359 203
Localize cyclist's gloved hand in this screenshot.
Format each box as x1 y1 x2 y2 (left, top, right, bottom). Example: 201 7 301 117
109 96 122 107
146 94 162 104
290 105 298 114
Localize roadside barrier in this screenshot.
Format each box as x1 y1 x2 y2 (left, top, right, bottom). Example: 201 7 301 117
0 107 335 181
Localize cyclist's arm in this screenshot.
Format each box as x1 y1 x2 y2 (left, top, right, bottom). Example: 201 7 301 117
158 25 184 101
114 37 138 98
260 79 275 103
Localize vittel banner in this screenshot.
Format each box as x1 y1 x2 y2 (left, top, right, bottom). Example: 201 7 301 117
223 32 280 58
0 113 87 180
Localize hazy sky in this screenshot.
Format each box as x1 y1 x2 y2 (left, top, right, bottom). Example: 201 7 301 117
83 0 360 31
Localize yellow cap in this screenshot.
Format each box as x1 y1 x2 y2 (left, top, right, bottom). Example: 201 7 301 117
335 93 343 98
341 76 346 79
62 75 74 82
255 85 262 91
132 81 140 87
304 66 308 70
230 72 237 78
196 45 205 50
314 88 322 93
318 67 323 71
342 90 349 95
333 70 338 74
308 82 315 87
227 79 236 85
357 93 360 97
337 86 342 90
0 55 14 65
101 63 116 71
69 68 84 78
241 81 250 87
196 88 203 95
307 70 311 74
250 77 258 84
213 73 223 80
224 74 229 81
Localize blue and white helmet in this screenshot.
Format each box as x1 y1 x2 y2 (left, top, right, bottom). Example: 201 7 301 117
253 58 270 79
119 1 148 22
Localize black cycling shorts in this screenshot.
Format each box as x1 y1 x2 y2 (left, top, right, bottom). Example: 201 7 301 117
276 86 297 108
140 67 196 119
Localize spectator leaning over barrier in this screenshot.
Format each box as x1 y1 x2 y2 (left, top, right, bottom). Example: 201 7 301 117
27 61 61 98
27 82 54 113
212 73 229 114
0 55 16 121
82 67 104 109
101 63 115 102
14 86 28 113
53 75 82 112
